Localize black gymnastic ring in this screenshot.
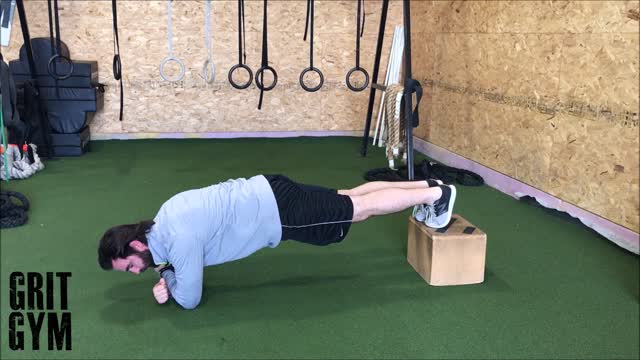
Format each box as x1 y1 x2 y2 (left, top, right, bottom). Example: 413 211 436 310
228 64 254 89
255 66 278 91
113 54 122 81
47 54 74 80
346 66 369 92
299 66 324 92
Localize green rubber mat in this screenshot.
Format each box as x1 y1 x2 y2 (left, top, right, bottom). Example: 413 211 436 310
1 137 638 359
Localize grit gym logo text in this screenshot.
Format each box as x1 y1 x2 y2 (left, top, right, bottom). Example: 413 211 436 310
8 272 72 351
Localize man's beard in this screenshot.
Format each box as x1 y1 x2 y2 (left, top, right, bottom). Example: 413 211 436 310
136 250 157 272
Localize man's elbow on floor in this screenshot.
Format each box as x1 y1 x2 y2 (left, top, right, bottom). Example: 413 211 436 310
177 299 201 310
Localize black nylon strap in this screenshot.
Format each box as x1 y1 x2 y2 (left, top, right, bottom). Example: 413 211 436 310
305 0 313 67
112 0 123 121
53 0 62 62
47 0 73 80
360 0 366 37
300 0 323 92
228 0 253 89
260 0 268 71
46 0 57 90
356 0 362 69
241 0 247 65
257 0 267 108
405 78 423 127
256 0 277 109
16 1 38 83
15 0 54 158
47 0 55 59
303 0 310 42
346 0 368 92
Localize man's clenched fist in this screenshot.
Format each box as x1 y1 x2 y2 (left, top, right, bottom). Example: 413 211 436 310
153 278 170 304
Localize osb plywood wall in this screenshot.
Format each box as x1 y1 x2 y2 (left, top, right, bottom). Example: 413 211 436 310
2 0 402 134
410 1 639 233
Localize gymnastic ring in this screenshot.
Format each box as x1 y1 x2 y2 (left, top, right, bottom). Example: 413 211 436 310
228 64 253 89
346 66 369 92
47 54 74 80
160 56 186 82
299 66 324 93
203 59 216 84
113 54 122 81
255 66 278 91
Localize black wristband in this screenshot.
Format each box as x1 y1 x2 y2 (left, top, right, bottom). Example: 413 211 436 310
159 264 174 276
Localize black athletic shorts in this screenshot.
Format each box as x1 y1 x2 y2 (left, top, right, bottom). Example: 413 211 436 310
264 174 354 246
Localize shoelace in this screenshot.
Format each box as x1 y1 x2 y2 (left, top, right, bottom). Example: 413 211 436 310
425 205 436 223
413 204 435 223
412 205 425 221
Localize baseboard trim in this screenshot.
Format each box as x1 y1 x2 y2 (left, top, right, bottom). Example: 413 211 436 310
92 131 362 140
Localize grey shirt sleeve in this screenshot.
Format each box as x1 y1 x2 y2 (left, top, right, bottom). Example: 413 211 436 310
161 236 204 310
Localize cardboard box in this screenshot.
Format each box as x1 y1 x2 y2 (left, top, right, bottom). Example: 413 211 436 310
407 214 487 286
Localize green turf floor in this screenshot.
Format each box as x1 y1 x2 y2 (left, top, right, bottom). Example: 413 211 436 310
1 137 638 359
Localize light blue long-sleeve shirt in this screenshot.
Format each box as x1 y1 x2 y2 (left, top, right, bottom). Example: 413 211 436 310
146 175 282 309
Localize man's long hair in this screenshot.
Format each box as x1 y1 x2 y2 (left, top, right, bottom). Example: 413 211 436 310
98 220 155 270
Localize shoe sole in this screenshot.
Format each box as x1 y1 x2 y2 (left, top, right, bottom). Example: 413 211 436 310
432 185 456 229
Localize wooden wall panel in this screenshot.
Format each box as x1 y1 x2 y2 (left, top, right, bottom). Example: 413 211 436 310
559 33 639 122
548 113 640 231
411 1 639 232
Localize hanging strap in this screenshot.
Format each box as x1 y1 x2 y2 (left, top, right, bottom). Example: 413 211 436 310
240 0 247 66
404 78 423 127
228 0 253 89
47 0 55 62
346 0 368 92
112 0 124 121
360 0 366 37
299 0 323 92
303 0 311 41
15 0 53 158
202 0 215 84
46 0 73 80
255 0 277 109
160 0 185 82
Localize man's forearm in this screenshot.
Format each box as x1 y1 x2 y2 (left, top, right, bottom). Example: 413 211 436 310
158 266 201 310
159 265 177 296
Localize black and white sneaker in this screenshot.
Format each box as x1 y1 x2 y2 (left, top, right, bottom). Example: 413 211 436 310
412 179 444 221
423 184 457 229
